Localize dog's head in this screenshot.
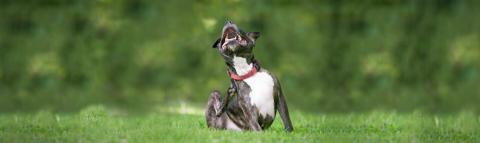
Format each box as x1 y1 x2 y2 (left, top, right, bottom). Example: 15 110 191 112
212 21 260 63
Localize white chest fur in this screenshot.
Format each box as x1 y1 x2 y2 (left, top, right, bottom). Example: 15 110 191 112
232 55 275 118
244 72 275 118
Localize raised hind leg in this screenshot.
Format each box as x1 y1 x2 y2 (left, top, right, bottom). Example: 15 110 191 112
205 90 223 129
205 90 242 131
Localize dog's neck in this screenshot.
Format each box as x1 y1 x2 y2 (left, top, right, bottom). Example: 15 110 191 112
227 55 259 76
232 56 253 76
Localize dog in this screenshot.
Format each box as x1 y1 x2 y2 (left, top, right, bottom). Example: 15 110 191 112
205 21 293 132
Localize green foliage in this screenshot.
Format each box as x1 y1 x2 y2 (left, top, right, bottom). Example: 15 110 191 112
0 106 479 142
0 0 479 113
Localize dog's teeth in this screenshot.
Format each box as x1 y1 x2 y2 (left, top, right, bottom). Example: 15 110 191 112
225 37 236 43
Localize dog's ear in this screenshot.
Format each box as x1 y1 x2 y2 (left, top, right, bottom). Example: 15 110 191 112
212 38 221 48
247 32 260 42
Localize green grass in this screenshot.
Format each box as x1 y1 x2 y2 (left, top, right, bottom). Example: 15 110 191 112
1 105 479 142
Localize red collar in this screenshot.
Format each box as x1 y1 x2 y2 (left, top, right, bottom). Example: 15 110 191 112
229 67 258 81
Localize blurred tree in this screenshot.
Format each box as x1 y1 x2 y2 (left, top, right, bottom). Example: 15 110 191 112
0 0 478 113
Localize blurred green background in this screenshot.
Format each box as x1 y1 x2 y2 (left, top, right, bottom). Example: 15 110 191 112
0 0 479 113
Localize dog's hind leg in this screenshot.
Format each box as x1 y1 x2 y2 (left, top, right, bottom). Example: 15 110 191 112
205 90 243 131
216 82 236 116
205 90 224 129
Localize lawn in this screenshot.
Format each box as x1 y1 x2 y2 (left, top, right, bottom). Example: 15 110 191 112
0 105 478 142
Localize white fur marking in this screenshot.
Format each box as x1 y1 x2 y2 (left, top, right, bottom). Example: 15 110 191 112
232 56 253 76
226 119 242 131
244 72 275 118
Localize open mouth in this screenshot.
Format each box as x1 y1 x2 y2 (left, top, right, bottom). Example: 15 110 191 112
220 22 246 49
222 27 242 47
223 27 238 40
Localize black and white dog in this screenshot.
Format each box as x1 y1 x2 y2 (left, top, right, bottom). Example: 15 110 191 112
205 21 293 132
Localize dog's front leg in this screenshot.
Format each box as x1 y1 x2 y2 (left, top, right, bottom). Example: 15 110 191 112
239 99 262 131
247 106 262 131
